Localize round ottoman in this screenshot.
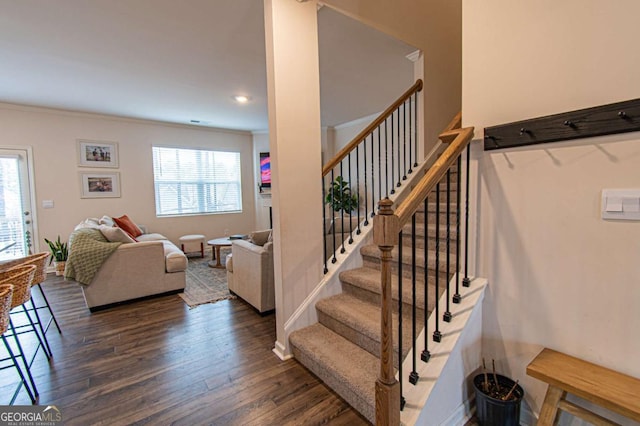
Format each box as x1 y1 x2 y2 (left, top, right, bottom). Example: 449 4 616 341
179 234 205 258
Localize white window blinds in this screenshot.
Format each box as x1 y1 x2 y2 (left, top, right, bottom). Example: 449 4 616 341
152 147 242 216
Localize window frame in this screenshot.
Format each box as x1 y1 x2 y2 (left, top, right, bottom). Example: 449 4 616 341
151 145 243 218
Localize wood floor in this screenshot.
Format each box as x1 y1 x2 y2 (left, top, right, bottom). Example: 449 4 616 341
0 274 370 425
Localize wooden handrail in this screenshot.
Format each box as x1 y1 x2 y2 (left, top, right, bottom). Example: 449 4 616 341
322 79 424 177
443 111 462 133
395 126 474 226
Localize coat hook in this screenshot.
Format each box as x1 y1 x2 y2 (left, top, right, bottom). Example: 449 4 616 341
564 120 575 128
618 111 628 118
519 128 528 136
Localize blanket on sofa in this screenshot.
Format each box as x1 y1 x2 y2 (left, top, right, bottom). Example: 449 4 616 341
65 228 122 285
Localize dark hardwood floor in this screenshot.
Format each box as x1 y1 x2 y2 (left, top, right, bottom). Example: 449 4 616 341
0 274 369 425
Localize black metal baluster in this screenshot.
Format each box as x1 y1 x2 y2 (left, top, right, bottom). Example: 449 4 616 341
398 231 405 410
444 169 452 322
356 145 361 234
421 195 430 363
409 214 419 385
322 176 328 274
408 98 413 175
391 112 396 195
453 155 462 303
403 101 407 181
385 119 389 198
397 109 402 189
340 162 346 254
463 145 470 287
413 92 418 168
363 139 369 226
370 133 375 218
378 125 382 205
433 184 442 342
348 153 354 245
330 169 337 264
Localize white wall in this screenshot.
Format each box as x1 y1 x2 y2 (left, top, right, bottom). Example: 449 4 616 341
0 104 257 250
463 1 640 424
322 0 461 152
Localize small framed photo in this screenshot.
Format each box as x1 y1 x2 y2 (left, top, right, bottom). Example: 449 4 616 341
79 172 121 198
77 139 119 168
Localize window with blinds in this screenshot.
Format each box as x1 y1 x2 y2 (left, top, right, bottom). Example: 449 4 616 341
152 147 242 217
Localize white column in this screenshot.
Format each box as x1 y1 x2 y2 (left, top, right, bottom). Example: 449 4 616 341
264 0 323 357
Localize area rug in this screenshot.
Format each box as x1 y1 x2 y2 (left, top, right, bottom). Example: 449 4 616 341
179 249 236 308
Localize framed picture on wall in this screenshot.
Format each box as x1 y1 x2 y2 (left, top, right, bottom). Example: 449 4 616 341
77 139 119 168
79 172 121 198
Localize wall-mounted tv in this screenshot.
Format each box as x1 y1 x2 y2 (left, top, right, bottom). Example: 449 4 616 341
260 152 271 188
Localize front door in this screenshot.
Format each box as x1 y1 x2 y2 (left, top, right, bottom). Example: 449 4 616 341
0 148 36 260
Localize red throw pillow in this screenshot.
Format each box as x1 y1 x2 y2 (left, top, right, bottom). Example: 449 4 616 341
113 214 143 238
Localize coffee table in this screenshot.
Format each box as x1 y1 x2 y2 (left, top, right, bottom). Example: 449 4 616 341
207 238 233 269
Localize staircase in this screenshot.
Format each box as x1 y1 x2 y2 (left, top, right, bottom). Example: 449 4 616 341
290 167 459 424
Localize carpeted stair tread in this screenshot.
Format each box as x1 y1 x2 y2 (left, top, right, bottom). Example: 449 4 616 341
290 323 378 423
339 266 440 313
316 293 414 359
360 244 456 272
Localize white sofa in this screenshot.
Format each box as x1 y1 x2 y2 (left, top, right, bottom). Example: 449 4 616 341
226 230 275 314
69 216 187 311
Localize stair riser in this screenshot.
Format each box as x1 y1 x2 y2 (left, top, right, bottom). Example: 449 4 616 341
317 310 412 370
402 235 457 252
362 258 456 285
341 281 427 321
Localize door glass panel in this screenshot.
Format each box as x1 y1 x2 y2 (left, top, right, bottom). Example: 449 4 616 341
0 150 33 260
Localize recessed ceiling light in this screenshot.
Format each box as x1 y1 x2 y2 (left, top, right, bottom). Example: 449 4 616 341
233 95 250 103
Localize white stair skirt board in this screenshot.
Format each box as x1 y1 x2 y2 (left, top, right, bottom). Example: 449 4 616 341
401 276 488 426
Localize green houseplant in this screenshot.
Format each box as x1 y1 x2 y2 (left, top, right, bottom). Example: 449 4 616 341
325 176 358 213
44 236 68 276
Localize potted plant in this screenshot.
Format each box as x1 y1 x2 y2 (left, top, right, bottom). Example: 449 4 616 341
44 236 68 276
473 359 524 426
325 176 358 213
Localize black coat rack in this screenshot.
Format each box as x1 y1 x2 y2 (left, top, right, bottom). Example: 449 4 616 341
484 98 640 151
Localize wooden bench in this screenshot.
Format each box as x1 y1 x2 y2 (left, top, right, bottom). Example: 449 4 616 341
527 348 640 426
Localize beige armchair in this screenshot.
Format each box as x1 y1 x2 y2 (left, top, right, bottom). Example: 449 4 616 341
226 231 274 314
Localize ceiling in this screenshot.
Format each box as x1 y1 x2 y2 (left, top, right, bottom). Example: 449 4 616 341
0 1 416 132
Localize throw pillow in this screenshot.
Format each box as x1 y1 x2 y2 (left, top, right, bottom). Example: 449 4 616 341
249 229 271 246
99 215 115 227
98 225 136 243
113 214 143 238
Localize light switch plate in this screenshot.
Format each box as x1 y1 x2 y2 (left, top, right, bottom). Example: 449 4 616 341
602 189 640 220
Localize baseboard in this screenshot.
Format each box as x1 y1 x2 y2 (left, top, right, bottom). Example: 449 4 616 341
272 341 293 361
440 398 475 426
520 398 537 426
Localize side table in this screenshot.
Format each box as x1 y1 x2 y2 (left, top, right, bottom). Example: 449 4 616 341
207 238 232 269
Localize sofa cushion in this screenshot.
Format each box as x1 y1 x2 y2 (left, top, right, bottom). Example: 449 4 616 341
225 254 233 272
162 241 188 272
249 229 271 246
98 225 136 243
113 214 143 238
136 233 168 242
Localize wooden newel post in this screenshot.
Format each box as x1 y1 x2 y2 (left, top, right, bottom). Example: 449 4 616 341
373 198 400 426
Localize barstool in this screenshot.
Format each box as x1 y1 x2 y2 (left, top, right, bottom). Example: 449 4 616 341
0 265 39 402
0 283 37 404
1 252 59 357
